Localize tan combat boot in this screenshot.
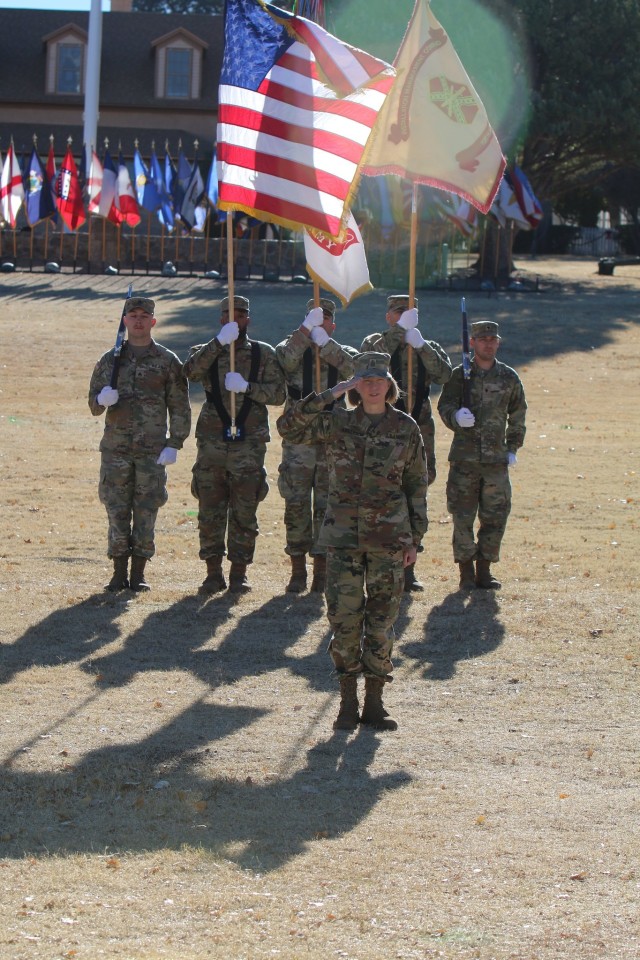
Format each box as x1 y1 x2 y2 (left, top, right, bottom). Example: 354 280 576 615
310 555 326 593
106 556 129 592
333 675 360 730
199 556 226 595
360 677 398 731
475 558 501 589
130 555 151 592
286 554 307 593
229 562 251 593
458 560 476 590
403 562 424 592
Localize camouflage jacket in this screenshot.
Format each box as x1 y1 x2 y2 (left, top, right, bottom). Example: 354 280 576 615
276 328 358 414
438 360 527 462
277 390 428 551
360 325 452 425
88 340 191 457
183 335 285 444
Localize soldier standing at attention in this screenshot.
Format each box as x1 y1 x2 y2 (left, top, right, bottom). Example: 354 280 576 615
277 352 428 732
276 298 357 594
89 296 191 592
360 294 451 592
438 320 527 590
183 295 285 594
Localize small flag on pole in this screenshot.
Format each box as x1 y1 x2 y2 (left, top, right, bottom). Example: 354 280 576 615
54 144 86 231
24 144 56 226
304 211 372 306
1 143 25 227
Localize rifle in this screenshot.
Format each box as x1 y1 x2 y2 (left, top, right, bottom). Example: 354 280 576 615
110 283 133 389
461 296 472 409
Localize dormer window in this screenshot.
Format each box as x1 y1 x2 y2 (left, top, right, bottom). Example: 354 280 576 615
152 27 207 101
43 23 87 96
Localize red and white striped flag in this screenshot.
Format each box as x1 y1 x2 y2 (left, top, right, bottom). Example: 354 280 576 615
304 212 371 306
1 144 25 227
87 150 104 214
115 153 141 227
217 0 395 238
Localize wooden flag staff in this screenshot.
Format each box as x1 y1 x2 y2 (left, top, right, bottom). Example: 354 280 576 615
226 210 237 435
406 183 419 414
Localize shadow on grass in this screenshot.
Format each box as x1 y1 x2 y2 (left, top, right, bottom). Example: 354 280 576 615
402 589 505 680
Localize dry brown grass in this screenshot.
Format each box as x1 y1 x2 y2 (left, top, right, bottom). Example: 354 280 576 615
0 256 638 960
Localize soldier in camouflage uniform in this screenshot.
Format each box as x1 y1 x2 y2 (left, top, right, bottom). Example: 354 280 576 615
361 294 451 592
276 298 357 593
89 296 191 592
277 352 428 732
438 320 527 590
183 295 285 594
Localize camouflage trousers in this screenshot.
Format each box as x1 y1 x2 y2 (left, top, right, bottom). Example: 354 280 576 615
326 547 404 679
99 452 168 559
446 461 512 563
277 441 328 557
191 440 269 564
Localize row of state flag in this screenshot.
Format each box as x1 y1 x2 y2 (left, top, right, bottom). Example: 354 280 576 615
0 139 220 235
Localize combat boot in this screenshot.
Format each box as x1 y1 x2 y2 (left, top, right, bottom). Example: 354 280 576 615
475 558 501 589
333 675 360 730
360 676 398 731
310 555 327 593
229 562 251 593
403 562 424 592
106 555 129 592
130 555 151 592
458 560 476 590
199 556 226 595
286 554 307 593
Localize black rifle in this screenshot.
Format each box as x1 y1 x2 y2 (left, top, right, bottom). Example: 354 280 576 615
110 283 133 389
461 297 472 409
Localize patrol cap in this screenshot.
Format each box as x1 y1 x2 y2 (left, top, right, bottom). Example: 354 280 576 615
220 295 250 312
306 297 336 316
470 320 501 338
352 351 392 380
387 294 418 311
125 296 155 315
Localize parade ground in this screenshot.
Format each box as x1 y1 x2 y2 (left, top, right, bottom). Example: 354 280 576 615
0 256 638 959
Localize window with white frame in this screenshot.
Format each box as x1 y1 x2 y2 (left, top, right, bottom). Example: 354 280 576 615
153 29 206 101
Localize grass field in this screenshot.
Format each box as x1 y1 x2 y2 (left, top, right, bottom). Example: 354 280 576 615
0 256 638 959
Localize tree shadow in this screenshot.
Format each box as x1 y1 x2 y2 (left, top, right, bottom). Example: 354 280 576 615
402 589 505 681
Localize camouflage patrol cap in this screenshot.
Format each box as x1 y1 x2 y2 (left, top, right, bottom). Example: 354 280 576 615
220 295 250 312
387 294 418 311
125 296 155 315
305 297 336 316
353 351 392 380
470 320 501 338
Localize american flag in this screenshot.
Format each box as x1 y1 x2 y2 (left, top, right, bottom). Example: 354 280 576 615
216 0 395 238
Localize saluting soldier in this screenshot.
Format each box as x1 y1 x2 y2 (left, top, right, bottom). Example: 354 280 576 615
183 295 285 594
438 320 527 590
89 296 191 592
277 352 428 732
275 297 357 593
360 294 452 592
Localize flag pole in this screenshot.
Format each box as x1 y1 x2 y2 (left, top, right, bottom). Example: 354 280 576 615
407 183 419 414
226 210 237 433
313 280 321 391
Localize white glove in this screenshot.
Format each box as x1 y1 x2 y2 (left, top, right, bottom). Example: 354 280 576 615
455 407 475 427
156 447 178 466
311 326 330 347
397 307 418 330
217 321 239 345
97 386 119 407
405 327 425 349
225 371 248 393
302 306 324 330
508 452 517 467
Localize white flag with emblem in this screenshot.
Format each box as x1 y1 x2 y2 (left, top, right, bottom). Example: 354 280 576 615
304 213 372 307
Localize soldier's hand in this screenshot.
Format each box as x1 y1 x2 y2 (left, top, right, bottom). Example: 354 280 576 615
97 386 119 407
156 447 178 466
302 306 324 330
508 452 517 467
311 326 330 347
331 377 356 399
403 545 418 568
217 321 239 345
397 307 418 330
225 371 249 393
455 407 475 427
405 327 425 349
